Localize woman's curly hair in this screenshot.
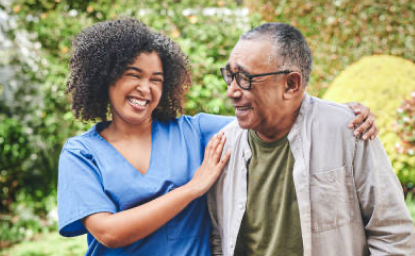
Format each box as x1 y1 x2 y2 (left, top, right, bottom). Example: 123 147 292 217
67 18 191 122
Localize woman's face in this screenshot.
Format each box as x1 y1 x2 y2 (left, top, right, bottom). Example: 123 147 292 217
109 51 164 126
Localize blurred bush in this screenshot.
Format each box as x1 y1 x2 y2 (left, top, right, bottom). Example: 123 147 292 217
245 0 415 97
324 55 415 186
0 12 85 216
0 193 57 249
395 92 415 144
395 92 415 194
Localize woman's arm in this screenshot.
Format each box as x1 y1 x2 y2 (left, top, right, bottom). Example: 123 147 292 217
82 132 231 248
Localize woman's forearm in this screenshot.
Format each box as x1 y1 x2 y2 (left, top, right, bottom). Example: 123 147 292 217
82 183 199 248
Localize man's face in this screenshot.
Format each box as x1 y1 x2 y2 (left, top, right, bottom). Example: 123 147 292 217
226 39 288 133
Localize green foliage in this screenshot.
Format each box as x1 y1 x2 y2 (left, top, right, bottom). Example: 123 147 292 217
0 118 31 212
406 193 415 223
323 55 415 185
0 26 87 216
395 93 415 143
0 193 57 249
246 0 415 97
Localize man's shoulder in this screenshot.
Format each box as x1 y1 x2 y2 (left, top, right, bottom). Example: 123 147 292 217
308 96 355 130
221 120 249 146
221 120 245 135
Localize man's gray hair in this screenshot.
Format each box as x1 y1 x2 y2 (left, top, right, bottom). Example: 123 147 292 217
240 22 313 86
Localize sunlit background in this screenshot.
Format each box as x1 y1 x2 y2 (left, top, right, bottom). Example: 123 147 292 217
1 0 414 255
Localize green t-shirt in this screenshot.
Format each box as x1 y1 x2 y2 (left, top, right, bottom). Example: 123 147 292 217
234 130 303 256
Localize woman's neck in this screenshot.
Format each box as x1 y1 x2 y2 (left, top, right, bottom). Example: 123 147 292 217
102 116 153 142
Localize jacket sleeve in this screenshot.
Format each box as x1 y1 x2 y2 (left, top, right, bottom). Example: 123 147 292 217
353 137 415 255
207 181 224 256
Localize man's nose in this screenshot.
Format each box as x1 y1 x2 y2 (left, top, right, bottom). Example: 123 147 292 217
226 79 242 99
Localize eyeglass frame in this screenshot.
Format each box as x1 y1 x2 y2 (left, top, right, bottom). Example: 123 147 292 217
220 68 295 90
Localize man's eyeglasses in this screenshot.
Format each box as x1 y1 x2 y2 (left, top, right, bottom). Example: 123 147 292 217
220 68 294 90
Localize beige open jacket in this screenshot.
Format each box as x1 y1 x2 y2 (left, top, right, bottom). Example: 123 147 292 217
207 94 415 256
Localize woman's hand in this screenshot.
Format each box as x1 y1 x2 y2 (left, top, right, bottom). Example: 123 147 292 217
186 132 231 198
346 102 379 140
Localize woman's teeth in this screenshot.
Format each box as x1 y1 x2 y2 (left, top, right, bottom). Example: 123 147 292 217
128 98 147 106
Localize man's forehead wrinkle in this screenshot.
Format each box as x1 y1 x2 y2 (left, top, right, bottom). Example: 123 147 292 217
236 64 250 73
230 39 276 73
229 48 249 72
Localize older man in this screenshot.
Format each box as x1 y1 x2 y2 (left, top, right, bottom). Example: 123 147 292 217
208 23 415 256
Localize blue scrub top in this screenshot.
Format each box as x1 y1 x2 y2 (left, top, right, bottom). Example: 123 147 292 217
57 113 233 256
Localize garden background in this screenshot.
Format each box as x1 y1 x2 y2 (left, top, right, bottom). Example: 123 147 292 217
1 0 414 255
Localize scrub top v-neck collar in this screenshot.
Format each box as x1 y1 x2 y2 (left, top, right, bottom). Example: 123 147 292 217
93 120 157 178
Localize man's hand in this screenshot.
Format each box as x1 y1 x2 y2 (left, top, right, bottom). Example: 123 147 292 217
346 102 379 140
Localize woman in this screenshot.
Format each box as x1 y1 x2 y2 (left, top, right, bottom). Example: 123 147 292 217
58 19 376 255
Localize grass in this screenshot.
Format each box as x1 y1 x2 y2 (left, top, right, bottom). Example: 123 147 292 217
1 199 415 256
0 233 87 256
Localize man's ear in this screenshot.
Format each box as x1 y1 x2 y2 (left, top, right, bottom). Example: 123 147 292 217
284 72 302 99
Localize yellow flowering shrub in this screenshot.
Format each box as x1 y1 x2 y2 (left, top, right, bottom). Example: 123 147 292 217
323 55 415 185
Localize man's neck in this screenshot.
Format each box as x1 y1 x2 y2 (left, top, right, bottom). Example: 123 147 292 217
255 101 303 142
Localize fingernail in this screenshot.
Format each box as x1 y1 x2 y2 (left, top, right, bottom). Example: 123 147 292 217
354 131 358 136
371 136 374 140
363 135 367 140
348 123 353 128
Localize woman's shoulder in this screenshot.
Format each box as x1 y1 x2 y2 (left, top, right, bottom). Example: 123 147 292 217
176 113 234 127
62 123 106 153
172 113 234 144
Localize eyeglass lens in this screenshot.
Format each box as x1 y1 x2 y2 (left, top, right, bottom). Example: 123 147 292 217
221 69 250 89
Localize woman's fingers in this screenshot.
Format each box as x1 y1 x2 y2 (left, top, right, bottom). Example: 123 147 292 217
206 132 222 158
205 133 216 151
213 136 226 163
204 131 229 168
218 150 231 170
190 132 231 196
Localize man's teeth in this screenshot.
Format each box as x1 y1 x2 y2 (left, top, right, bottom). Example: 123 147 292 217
129 98 147 106
237 106 251 111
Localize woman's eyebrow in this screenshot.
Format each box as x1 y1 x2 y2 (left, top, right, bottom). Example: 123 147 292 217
153 72 164 76
126 67 142 72
126 67 163 76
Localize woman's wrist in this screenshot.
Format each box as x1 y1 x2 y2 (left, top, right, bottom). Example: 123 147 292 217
181 182 203 200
